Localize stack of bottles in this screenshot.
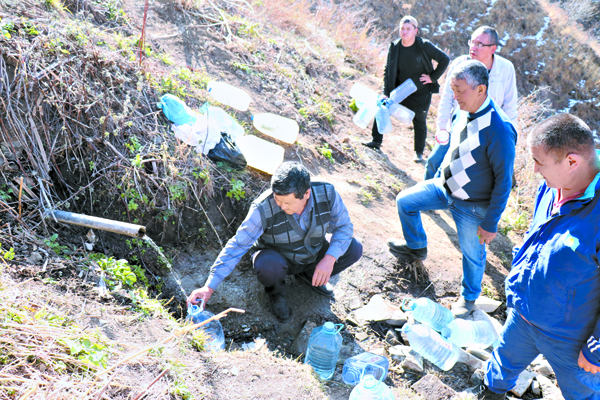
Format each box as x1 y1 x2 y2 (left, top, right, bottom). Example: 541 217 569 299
186 300 226 352
349 364 395 400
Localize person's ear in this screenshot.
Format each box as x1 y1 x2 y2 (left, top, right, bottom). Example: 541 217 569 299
566 153 580 169
477 84 487 96
304 188 311 199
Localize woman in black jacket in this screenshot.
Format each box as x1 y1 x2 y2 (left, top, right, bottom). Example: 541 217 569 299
363 16 449 162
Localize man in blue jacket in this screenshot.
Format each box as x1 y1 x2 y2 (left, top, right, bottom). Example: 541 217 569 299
474 113 600 399
387 60 516 318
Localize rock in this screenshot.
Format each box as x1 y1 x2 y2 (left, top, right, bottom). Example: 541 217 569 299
470 368 486 385
411 374 456 400
536 374 564 400
369 346 385 356
532 380 541 395
509 370 536 397
474 296 502 313
388 345 412 362
385 316 408 327
26 251 43 264
400 350 423 373
385 329 400 346
344 316 359 327
457 348 484 371
290 320 317 356
349 297 362 310
533 360 554 377
354 294 406 323
355 332 368 341
230 366 239 376
466 347 492 361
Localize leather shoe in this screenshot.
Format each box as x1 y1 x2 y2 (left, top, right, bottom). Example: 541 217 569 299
268 294 291 322
452 296 476 318
466 383 506 400
387 238 427 261
297 271 335 297
362 141 381 150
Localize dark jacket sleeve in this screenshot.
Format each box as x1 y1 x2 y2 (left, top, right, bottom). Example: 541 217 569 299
382 41 398 97
423 41 450 83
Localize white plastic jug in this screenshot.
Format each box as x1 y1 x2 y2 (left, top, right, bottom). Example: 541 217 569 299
252 113 299 144
236 135 284 175
350 82 378 110
207 81 252 111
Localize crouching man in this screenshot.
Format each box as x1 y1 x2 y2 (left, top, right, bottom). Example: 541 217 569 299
187 162 363 322
474 113 600 399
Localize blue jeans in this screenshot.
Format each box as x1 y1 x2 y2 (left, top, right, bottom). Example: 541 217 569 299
486 308 600 400
423 142 449 180
395 178 487 300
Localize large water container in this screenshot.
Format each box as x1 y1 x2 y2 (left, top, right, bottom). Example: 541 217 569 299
389 79 417 104
402 297 454 332
207 81 252 111
387 103 415 125
304 321 343 380
187 300 225 351
252 113 299 144
236 135 285 175
349 364 395 400
353 106 378 129
402 323 459 371
199 102 245 141
350 82 378 110
342 352 389 386
441 319 498 348
375 103 392 134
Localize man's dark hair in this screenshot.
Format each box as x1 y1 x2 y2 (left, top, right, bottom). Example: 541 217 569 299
473 26 500 46
450 60 489 92
528 113 595 161
271 162 311 198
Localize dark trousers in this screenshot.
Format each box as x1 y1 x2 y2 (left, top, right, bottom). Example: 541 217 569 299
252 238 363 296
371 93 431 154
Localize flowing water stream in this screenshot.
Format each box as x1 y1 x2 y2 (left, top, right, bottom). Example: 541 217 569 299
142 235 188 298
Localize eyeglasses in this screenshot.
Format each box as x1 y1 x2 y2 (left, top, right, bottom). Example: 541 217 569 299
468 40 495 48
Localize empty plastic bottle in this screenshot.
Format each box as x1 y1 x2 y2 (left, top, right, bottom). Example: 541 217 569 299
353 106 378 129
342 352 389 386
350 82 379 110
187 300 226 351
207 81 252 111
199 102 245 141
389 79 417 104
304 321 343 380
252 113 299 144
387 103 415 125
402 323 459 371
402 297 454 332
236 135 285 175
375 101 392 134
441 319 498 348
349 364 395 400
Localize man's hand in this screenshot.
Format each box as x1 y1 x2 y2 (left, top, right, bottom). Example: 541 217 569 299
579 351 600 374
420 74 432 84
312 255 336 286
187 286 214 307
477 226 496 245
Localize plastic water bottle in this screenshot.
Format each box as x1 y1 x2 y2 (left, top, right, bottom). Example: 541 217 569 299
304 321 343 380
402 298 454 332
236 135 285 175
200 102 245 141
252 113 299 144
207 81 251 111
353 106 378 129
342 352 389 386
349 364 395 400
187 300 226 351
402 323 459 371
388 103 415 125
389 79 417 104
375 101 392 134
350 82 378 110
441 319 498 348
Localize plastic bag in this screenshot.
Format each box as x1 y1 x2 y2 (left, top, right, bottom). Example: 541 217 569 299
207 133 247 170
157 94 197 126
171 112 222 155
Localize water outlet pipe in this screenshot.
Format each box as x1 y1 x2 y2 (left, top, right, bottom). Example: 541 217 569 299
46 210 146 238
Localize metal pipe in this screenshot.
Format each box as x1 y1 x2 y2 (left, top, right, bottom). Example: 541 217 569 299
46 210 146 238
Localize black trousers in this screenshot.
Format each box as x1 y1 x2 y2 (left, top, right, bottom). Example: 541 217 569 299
371 93 432 154
252 238 363 296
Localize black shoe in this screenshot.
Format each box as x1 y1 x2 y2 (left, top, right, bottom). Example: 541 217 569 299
452 296 476 318
362 141 381 150
387 238 427 261
412 152 423 163
268 294 291 322
296 271 335 297
467 383 506 400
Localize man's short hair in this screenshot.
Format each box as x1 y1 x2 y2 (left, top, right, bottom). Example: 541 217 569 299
449 60 489 91
400 16 418 29
528 113 595 162
271 162 311 199
472 26 500 46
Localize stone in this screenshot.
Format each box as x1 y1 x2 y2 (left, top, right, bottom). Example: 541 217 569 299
385 330 400 346
388 345 412 362
532 380 541 395
466 347 492 361
344 316 359 327
355 332 368 341
400 350 423 373
349 297 362 310
385 316 408 327
411 374 457 400
290 320 317 356
354 294 406 323
26 251 43 265
536 374 565 400
533 360 554 377
457 348 484 371
230 366 239 376
474 296 502 313
509 370 536 397
470 368 486 386
369 346 385 356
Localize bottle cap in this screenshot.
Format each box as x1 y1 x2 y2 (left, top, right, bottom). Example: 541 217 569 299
361 374 378 389
401 323 412 333
342 369 359 385
441 327 450 339
323 321 335 332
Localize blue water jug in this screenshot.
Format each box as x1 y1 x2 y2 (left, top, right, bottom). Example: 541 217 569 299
402 323 459 371
342 352 389 386
304 321 343 380
349 364 395 400
402 297 454 332
187 300 225 351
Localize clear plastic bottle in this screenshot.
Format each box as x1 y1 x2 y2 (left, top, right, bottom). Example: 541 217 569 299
350 82 378 110
349 364 395 400
235 135 285 175
342 352 389 386
375 102 392 134
353 106 378 129
187 300 226 351
207 81 252 111
199 102 245 141
252 113 299 144
441 319 498 348
402 323 459 371
402 297 454 332
389 79 417 104
387 103 415 125
304 321 343 380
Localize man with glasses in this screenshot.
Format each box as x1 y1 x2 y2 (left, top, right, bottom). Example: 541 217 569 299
424 26 518 180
